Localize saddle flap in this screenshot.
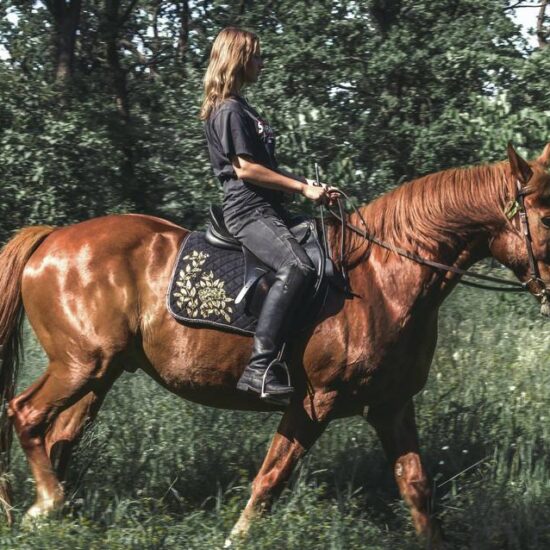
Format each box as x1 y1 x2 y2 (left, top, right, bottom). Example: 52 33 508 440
288 219 311 245
238 218 328 312
236 249 270 304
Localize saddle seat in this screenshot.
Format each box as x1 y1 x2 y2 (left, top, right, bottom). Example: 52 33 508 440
205 205 333 314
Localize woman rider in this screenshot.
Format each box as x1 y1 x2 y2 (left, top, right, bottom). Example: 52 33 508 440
200 27 340 402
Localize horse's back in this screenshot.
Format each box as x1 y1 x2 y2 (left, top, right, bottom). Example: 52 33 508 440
29 214 183 250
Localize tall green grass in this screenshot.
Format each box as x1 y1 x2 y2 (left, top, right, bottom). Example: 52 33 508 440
1 285 549 549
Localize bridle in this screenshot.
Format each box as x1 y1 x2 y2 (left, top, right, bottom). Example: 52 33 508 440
321 176 550 304
510 179 550 299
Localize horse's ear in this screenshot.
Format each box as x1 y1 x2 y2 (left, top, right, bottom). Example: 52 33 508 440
507 142 533 186
537 143 550 167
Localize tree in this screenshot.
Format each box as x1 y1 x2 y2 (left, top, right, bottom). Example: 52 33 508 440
44 0 82 84
1 0 549 244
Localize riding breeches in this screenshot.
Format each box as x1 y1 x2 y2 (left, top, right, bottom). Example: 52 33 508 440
225 205 315 282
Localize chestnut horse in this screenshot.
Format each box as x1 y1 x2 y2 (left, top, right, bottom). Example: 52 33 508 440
1 145 550 544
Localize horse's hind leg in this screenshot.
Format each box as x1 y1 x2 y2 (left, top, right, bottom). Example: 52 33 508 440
229 402 328 543
367 400 442 546
46 393 99 481
8 359 121 521
46 375 116 482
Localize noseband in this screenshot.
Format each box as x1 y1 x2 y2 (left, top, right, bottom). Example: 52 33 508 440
325 179 550 303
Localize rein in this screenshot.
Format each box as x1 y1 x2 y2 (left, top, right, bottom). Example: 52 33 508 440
322 182 550 299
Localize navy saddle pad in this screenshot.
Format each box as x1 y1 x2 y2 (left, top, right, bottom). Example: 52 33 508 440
167 231 259 335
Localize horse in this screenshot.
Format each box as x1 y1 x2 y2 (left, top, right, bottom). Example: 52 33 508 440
0 144 549 545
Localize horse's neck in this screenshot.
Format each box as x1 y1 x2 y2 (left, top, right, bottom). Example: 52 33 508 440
336 166 514 310
345 164 511 270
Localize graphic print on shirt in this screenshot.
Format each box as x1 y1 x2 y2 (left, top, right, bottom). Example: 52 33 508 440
256 117 274 147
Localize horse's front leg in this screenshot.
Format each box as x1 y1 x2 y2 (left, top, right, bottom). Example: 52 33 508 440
228 399 329 544
367 400 442 546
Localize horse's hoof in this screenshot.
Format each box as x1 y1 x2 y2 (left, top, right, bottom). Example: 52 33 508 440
224 521 250 549
21 509 49 530
21 497 64 529
425 519 446 549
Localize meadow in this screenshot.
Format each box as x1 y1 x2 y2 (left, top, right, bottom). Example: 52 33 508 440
1 282 549 550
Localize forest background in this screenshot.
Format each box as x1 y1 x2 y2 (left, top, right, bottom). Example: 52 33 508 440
1 1 550 548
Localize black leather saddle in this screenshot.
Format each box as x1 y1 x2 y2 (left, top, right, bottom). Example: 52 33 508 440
204 205 334 318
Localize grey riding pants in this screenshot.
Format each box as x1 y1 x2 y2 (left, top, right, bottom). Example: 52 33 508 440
225 205 315 277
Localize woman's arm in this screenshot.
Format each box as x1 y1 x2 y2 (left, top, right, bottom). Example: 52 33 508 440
232 155 304 192
232 155 338 203
276 167 308 184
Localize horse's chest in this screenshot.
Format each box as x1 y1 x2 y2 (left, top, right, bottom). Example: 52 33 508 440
332 304 437 404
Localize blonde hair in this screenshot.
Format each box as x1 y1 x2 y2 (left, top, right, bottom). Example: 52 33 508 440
200 27 259 120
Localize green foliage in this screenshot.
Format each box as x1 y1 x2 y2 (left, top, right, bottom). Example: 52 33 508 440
1 0 549 243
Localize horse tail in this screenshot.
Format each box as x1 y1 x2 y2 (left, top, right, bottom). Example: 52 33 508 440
0 225 56 524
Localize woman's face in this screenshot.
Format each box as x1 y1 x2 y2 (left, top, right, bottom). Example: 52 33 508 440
244 46 264 84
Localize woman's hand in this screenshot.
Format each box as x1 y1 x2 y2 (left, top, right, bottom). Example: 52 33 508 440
325 185 342 206
302 182 342 206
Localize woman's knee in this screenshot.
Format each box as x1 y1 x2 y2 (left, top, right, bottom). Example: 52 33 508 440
278 256 315 287
284 239 315 279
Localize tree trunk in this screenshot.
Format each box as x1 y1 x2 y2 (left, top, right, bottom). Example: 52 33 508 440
104 0 130 120
45 0 82 83
537 0 548 48
147 0 162 77
176 0 190 65
103 0 145 212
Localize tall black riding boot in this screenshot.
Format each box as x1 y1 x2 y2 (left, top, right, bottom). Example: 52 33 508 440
236 261 314 401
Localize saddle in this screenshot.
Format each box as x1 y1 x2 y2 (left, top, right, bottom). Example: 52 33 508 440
204 205 335 320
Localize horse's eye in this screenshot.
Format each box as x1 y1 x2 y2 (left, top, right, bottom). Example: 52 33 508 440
542 216 550 229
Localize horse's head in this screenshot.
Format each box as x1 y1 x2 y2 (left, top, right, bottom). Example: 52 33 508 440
489 143 550 316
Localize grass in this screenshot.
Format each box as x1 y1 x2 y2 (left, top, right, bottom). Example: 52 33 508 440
1 284 549 549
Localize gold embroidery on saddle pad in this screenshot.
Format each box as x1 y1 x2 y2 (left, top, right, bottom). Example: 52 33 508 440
173 250 234 322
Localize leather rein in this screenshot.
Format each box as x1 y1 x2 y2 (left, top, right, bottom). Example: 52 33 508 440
321 180 550 302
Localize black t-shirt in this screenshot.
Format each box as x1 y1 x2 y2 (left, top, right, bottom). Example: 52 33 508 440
204 96 286 228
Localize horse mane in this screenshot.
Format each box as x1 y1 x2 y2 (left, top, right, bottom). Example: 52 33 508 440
336 161 519 263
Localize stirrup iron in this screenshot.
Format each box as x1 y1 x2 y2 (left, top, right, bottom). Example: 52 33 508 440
260 360 292 399
260 343 293 403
